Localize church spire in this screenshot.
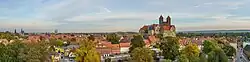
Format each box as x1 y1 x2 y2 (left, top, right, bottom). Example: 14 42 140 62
166 16 171 25
159 15 164 24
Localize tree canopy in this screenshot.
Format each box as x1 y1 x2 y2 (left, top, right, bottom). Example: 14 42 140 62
131 47 154 62
129 35 145 53
207 47 228 62
106 33 120 44
160 37 180 60
180 43 200 62
0 40 50 62
75 39 101 62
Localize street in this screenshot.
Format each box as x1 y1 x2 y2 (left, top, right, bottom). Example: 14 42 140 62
236 48 249 62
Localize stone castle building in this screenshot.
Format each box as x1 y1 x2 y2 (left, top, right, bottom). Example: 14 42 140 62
139 15 176 38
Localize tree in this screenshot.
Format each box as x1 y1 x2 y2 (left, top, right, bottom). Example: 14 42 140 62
0 40 51 62
199 53 207 62
177 54 189 62
129 35 145 53
180 43 200 62
18 41 51 62
75 39 101 62
160 37 180 60
203 40 216 54
131 47 154 62
222 45 236 57
207 47 228 62
0 32 16 41
106 33 120 44
50 39 64 47
165 59 172 62
105 58 111 62
88 35 95 41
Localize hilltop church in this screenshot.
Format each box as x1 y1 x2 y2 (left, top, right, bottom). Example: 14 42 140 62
139 15 176 38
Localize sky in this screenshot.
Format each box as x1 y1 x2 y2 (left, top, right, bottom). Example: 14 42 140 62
1 0 250 33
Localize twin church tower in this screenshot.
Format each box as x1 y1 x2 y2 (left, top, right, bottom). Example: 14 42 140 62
139 15 176 37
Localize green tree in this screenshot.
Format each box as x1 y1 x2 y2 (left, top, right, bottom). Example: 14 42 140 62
160 37 180 60
207 47 228 62
0 32 16 41
131 47 154 62
165 59 172 62
50 39 64 47
222 45 236 57
177 54 189 62
106 33 120 44
75 39 100 62
0 40 51 62
105 58 111 62
203 40 217 54
199 53 207 62
180 43 200 62
18 41 51 62
129 35 145 53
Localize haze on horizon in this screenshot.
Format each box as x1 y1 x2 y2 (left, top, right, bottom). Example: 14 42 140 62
1 0 250 33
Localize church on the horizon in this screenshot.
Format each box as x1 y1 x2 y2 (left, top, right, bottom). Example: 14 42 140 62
139 15 176 38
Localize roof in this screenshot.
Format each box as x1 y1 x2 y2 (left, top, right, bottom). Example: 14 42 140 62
148 35 156 43
163 26 171 30
140 25 149 30
144 40 150 45
120 42 130 47
170 25 175 28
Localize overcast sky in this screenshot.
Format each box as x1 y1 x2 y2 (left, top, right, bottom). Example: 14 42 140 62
1 0 250 33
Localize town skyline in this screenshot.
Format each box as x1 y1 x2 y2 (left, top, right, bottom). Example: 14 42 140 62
1 0 250 32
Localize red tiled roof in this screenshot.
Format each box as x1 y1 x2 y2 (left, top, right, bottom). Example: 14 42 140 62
120 42 130 47
148 35 156 43
140 25 149 30
144 40 150 45
112 44 120 48
152 24 159 27
170 25 175 29
163 26 171 30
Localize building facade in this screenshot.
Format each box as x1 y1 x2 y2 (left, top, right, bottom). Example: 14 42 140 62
139 15 176 38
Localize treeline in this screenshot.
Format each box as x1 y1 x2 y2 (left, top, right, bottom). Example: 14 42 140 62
127 35 236 62
177 32 250 37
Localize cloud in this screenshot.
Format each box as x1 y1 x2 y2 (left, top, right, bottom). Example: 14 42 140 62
0 19 61 29
1 0 250 32
177 14 250 31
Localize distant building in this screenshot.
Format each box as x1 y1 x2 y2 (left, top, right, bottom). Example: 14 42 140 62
20 29 25 35
139 15 176 38
14 29 17 34
55 29 58 34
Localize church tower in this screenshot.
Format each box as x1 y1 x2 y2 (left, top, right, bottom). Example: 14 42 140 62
159 15 164 24
166 16 171 25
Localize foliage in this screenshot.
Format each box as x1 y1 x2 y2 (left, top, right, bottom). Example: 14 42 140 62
160 37 180 60
131 47 154 62
181 43 200 57
88 35 95 41
0 40 50 62
129 35 145 53
153 42 161 48
180 43 200 62
105 58 111 62
199 53 207 62
106 33 120 44
207 47 228 62
0 32 16 41
177 54 189 62
222 45 236 56
50 39 64 47
165 59 172 62
75 39 100 62
203 40 217 54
